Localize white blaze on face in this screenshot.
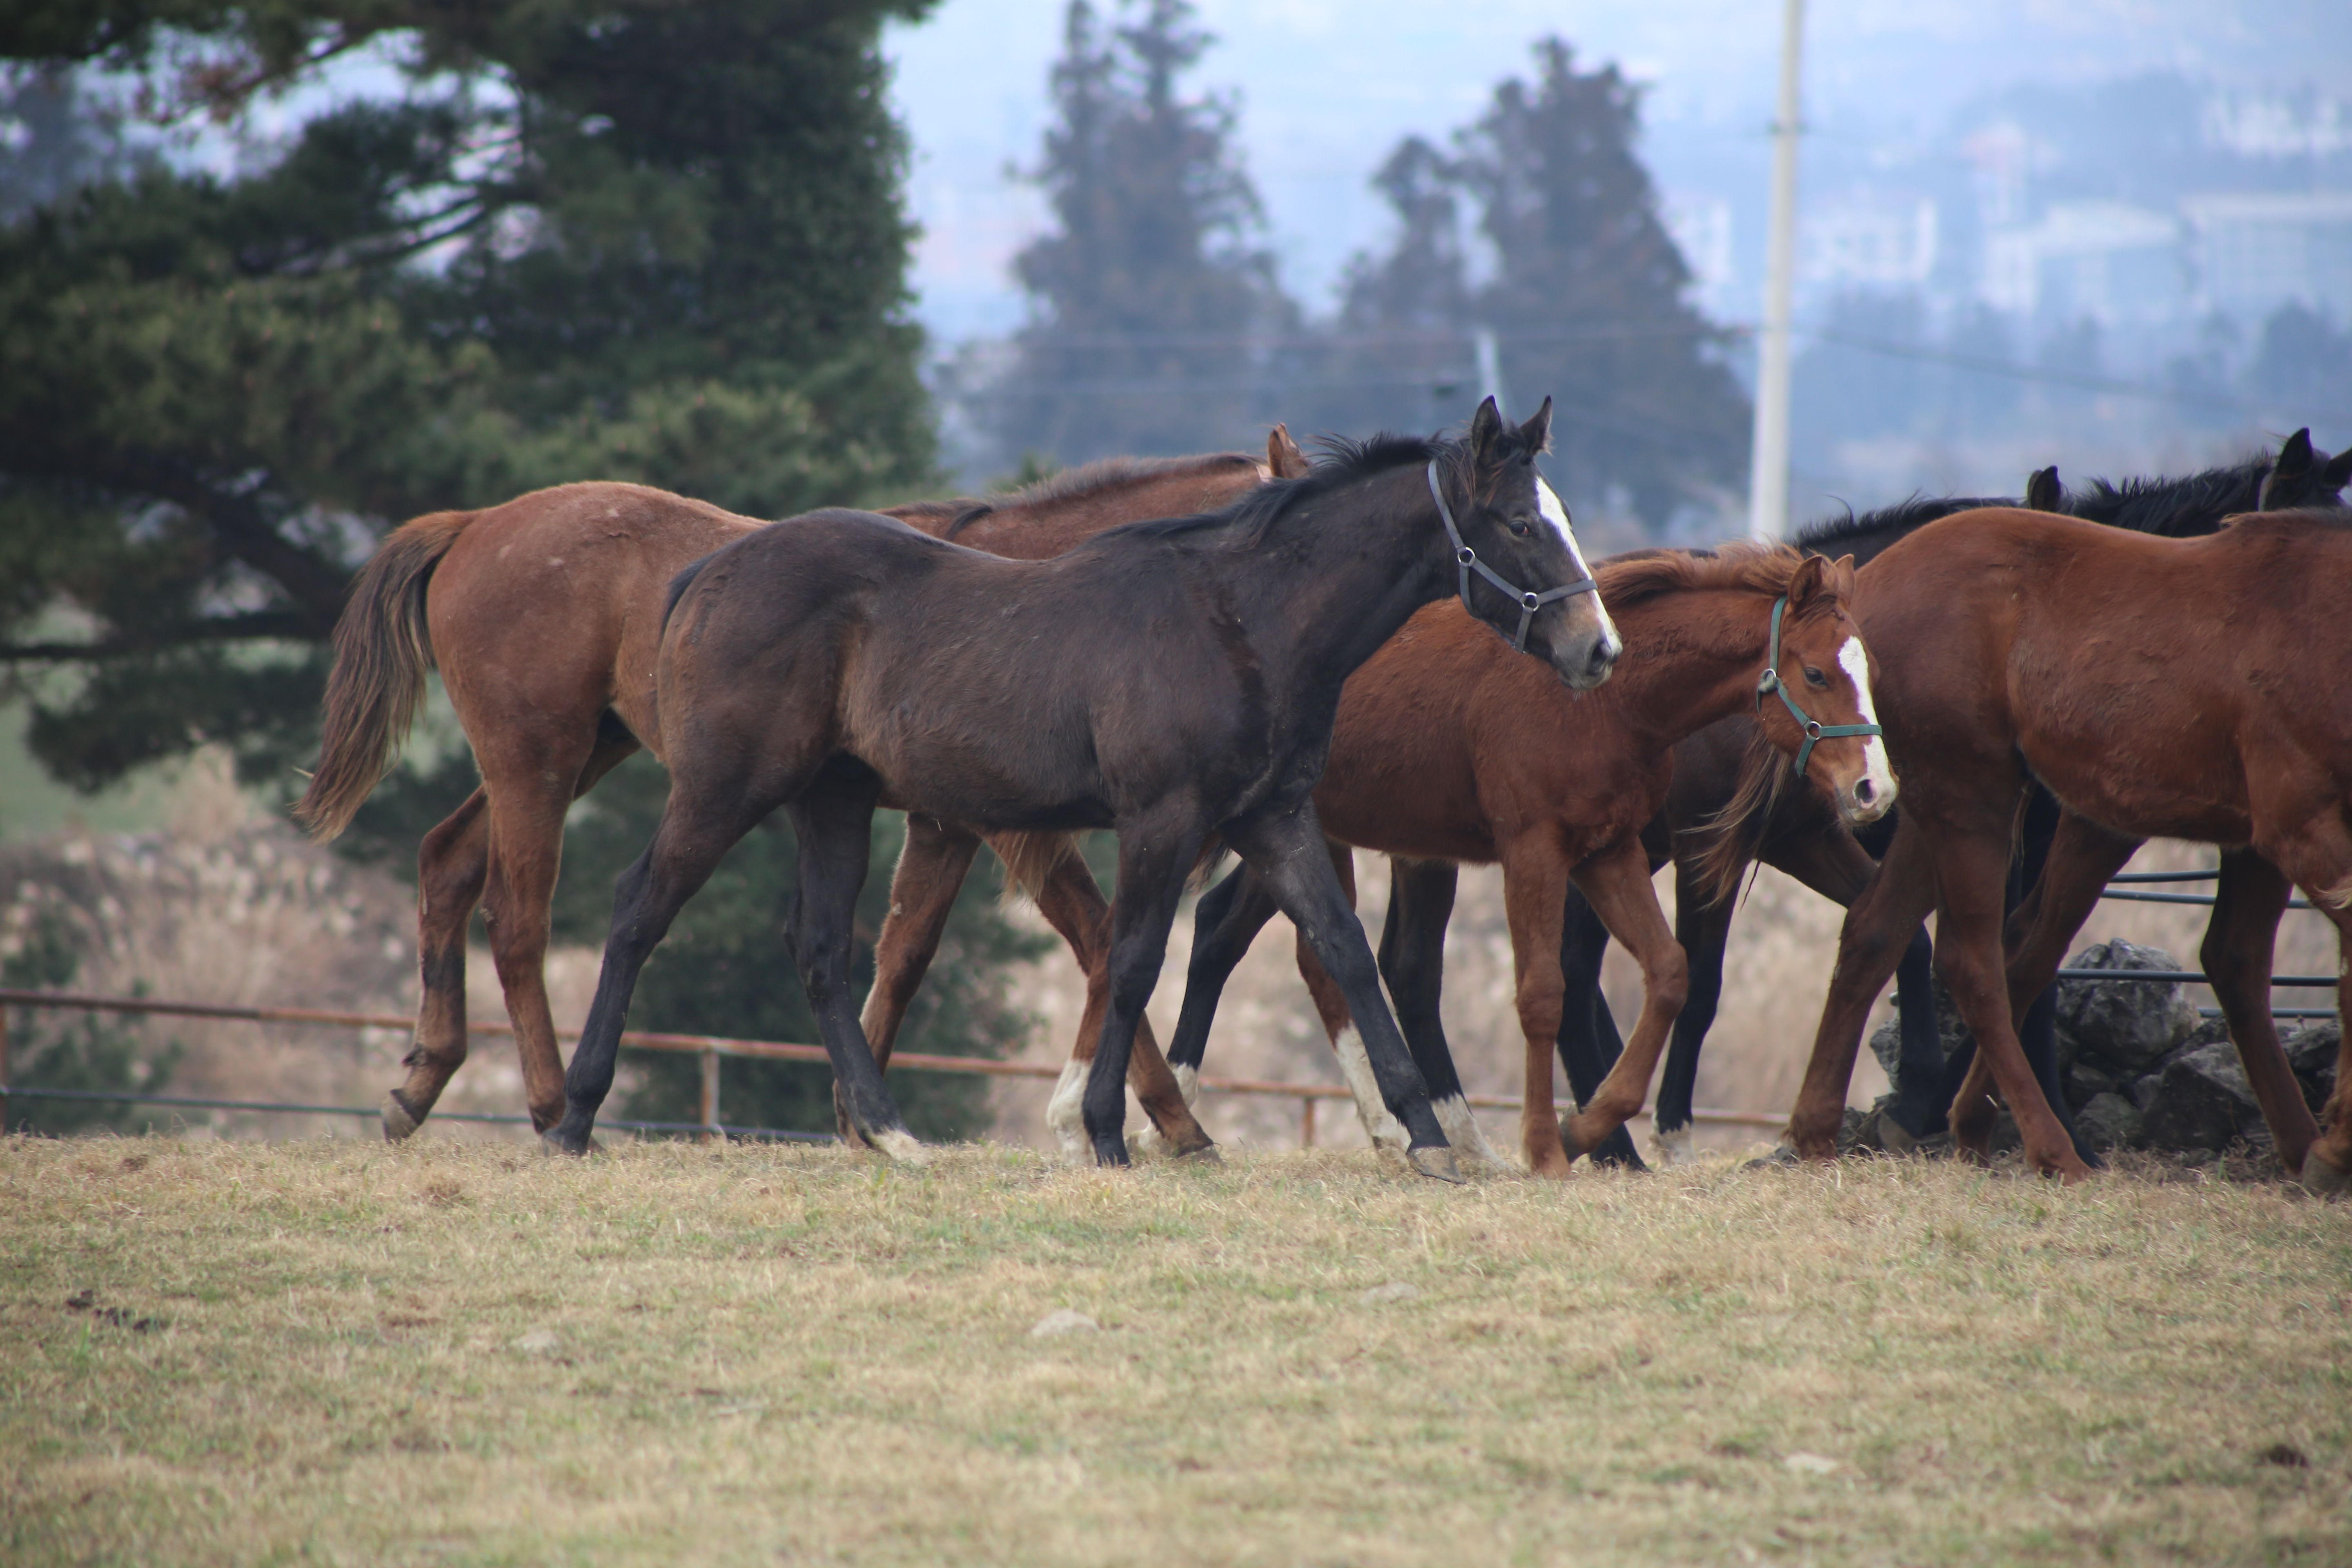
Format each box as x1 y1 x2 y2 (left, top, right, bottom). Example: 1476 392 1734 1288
1838 634 1898 809
1537 478 1620 652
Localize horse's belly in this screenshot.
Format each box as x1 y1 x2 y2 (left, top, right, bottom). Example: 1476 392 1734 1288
2020 722 2251 843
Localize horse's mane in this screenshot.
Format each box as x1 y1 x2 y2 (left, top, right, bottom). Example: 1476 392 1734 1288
2062 452 2270 537
1107 430 1479 550
942 452 1260 539
1594 540 1808 611
2221 506 2352 533
1792 494 2010 560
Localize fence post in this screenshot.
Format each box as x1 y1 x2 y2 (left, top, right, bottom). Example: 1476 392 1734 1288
699 1047 721 1144
1300 1094 1315 1149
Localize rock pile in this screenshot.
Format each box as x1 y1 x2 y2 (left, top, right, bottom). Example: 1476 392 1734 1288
1864 938 2337 1160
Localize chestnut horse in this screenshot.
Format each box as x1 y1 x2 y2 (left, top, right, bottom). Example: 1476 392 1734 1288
298 441 1301 1145
1779 507 2352 1190
1156 544 1890 1174
543 403 1621 1176
1559 431 2352 1161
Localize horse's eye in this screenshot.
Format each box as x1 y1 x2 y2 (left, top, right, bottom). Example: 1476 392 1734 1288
1509 520 1531 537
1803 666 1829 689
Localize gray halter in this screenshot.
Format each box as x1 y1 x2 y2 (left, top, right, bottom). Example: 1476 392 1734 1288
1425 460 1598 653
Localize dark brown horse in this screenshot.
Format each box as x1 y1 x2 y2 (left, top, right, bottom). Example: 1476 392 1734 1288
543 402 1619 1174
1780 507 2352 1189
1156 544 1889 1173
298 443 1299 1144
1558 432 2352 1161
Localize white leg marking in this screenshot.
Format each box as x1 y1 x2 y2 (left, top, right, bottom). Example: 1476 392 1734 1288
870 1127 933 1167
1539 478 1621 655
1045 1058 1091 1159
1129 1060 1198 1157
1172 1062 1198 1108
1650 1124 1697 1168
1433 1094 1513 1171
1838 635 1898 809
1332 1025 1410 1151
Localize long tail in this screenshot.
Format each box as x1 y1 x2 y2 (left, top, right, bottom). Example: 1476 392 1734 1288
294 510 475 840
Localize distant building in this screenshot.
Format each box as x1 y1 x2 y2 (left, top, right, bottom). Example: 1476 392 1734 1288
1980 201 2186 325
2181 192 2352 322
1804 200 1939 296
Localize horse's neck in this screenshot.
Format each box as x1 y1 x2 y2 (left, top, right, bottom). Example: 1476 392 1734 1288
1605 592 1777 748
1219 468 1446 696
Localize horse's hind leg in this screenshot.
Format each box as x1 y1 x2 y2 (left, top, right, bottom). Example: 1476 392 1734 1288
1650 864 1733 1166
2238 808 2352 1190
386 788 490 1140
1165 862 1283 1080
1291 846 1412 1152
1025 840 1212 1160
1555 883 1646 1169
1078 811 1206 1169
786 768 920 1161
846 814 982 1144
1224 807 1456 1180
2200 850 2319 1176
1556 839 1689 1172
1377 858 1512 1168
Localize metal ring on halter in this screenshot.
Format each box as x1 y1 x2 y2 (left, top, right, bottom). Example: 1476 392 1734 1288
1425 460 1597 654
1757 594 1882 778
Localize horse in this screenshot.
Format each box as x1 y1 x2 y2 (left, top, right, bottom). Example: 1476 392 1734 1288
297 439 1305 1147
1773 506 2352 1189
1152 543 1889 1174
1555 431 2352 1162
541 400 1622 1177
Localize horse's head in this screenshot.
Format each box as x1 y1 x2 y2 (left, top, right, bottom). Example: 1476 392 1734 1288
1755 552 1894 826
2257 428 2352 512
1445 396 1622 690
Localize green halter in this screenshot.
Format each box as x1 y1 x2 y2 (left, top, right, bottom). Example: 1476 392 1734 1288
1755 595 1881 779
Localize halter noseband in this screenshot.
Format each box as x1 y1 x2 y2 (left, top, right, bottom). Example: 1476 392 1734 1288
1756 595 1881 779
1425 461 1597 653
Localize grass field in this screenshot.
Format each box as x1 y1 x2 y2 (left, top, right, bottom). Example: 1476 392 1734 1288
3 1136 2348 1566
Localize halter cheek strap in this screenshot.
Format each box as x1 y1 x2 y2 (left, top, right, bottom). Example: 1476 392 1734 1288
1756 595 1882 779
1425 461 1598 653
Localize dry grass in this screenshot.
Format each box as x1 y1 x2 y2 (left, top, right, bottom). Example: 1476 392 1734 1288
4 1136 2346 1566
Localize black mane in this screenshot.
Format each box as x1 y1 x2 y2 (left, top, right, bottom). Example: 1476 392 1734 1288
1793 494 2012 563
2060 454 2270 537
1105 431 1467 549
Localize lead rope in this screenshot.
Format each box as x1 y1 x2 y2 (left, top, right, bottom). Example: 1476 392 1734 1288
1424 461 1597 653
1755 595 1882 777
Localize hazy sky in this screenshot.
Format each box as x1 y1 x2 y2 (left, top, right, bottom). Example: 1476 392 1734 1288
885 0 2352 340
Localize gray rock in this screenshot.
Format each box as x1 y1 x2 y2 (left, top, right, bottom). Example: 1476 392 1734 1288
2074 1092 2144 1152
2056 940 2200 1075
2285 1021 2340 1117
1866 973 1972 1084
2063 1060 2118 1111
2140 1042 2262 1153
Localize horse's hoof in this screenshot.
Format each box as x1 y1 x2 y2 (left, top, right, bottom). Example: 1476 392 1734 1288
1408 1146 1466 1185
1742 1145 1801 1171
1172 1140 1222 1165
540 1129 592 1157
2298 1151 2351 1198
1649 1126 1695 1168
1862 1107 1919 1157
1091 1139 1133 1170
381 1091 422 1143
866 1127 933 1167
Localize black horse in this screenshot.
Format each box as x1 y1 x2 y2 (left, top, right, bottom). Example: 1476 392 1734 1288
1552 428 2352 1162
542 399 1621 1176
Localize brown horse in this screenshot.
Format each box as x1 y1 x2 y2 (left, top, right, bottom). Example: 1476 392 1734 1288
297 440 1301 1144
1780 507 2352 1190
1157 544 1890 1174
543 403 1621 1174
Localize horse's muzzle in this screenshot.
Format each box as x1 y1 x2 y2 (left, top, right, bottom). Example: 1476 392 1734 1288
1556 627 1622 691
1842 773 1895 825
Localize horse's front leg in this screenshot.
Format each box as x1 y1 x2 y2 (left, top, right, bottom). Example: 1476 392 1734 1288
2199 850 2316 1175
1078 811 1204 1168
1226 805 1459 1182
1379 858 1513 1168
841 814 980 1145
2242 814 2352 1192
1555 838 1688 1169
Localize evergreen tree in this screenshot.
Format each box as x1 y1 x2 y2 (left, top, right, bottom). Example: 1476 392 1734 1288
1452 40 1747 528
989 0 1294 464
0 0 938 798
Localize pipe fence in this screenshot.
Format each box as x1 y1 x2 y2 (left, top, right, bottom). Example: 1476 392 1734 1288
0 988 1786 1148
2079 867 2342 1020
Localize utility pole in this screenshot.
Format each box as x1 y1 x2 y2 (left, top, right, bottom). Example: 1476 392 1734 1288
1748 0 1806 540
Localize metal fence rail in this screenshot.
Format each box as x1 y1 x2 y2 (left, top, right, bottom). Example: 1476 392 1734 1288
0 988 1786 1148
2082 864 2341 1020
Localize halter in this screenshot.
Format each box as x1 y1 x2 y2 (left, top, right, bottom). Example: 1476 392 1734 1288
1425 461 1597 653
1756 595 1881 779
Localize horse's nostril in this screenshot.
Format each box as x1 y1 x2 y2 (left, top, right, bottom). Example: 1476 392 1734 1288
1855 778 1876 804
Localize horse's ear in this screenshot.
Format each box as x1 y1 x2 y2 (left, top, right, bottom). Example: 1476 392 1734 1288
2276 428 2315 479
1468 396 1504 463
1516 396 1554 455
2323 445 2352 489
1266 424 1311 479
2025 466 2062 512
1785 551 1835 614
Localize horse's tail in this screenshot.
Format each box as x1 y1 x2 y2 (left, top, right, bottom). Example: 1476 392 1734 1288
994 831 1084 907
1684 725 1789 910
294 510 475 841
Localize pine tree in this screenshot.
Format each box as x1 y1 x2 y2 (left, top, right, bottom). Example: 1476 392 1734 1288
1452 40 1747 528
988 0 1294 464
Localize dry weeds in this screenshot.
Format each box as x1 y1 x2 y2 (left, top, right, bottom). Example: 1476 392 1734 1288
3 1136 2345 1566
